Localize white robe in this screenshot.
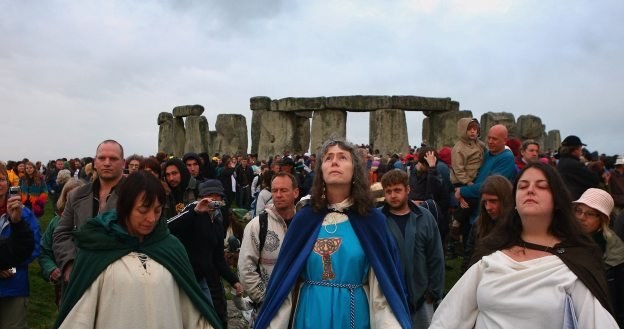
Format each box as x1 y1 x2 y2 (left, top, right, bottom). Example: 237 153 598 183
59 252 213 329
430 251 618 329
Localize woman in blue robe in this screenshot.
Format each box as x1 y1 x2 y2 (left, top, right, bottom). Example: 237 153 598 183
254 140 411 329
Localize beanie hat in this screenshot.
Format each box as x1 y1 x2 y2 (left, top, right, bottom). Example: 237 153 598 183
198 179 225 197
572 188 614 218
182 152 202 164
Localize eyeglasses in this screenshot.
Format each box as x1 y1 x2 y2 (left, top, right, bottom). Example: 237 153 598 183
574 207 600 219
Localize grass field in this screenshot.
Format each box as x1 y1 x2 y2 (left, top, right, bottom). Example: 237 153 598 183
24 200 465 328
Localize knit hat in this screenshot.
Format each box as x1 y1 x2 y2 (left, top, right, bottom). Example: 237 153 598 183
615 155 624 166
198 179 225 197
572 188 614 218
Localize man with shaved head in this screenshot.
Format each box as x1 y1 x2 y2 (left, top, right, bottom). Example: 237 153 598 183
455 124 517 271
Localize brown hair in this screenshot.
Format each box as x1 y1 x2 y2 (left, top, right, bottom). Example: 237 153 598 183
380 169 408 189
57 178 85 214
310 139 373 216
475 175 513 240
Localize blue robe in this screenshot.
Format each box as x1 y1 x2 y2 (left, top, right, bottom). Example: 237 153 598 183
254 206 411 329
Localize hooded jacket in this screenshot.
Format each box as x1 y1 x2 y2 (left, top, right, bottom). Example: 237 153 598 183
450 118 486 185
163 158 199 218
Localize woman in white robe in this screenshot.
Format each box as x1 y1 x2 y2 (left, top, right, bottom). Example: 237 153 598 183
431 162 618 328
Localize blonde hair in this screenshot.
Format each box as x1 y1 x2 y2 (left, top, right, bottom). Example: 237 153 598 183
57 178 85 213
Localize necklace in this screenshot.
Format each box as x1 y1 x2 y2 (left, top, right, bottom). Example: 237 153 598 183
521 240 566 255
324 214 338 234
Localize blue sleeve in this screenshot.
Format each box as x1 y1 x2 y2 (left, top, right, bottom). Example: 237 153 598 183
460 152 517 199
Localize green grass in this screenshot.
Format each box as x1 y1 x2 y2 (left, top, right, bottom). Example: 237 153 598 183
28 200 57 329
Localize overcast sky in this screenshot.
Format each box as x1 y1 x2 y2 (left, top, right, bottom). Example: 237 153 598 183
1 0 623 162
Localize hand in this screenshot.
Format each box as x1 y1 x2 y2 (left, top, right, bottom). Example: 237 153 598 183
424 151 437 167
6 196 23 223
0 269 15 279
459 197 469 209
233 282 243 296
194 197 216 213
50 268 62 282
63 262 74 283
454 188 462 202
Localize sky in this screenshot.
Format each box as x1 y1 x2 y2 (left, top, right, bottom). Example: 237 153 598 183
1 0 623 162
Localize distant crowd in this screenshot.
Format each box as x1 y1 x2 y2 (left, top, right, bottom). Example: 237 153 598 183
1 117 624 328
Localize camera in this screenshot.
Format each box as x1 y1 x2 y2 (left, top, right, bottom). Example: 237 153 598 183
209 200 226 209
9 186 20 198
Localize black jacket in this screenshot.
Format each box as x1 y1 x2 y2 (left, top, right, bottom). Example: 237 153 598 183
0 220 34 269
557 154 600 200
167 203 239 286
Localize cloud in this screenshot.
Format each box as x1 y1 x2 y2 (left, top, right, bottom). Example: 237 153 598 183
1 0 623 161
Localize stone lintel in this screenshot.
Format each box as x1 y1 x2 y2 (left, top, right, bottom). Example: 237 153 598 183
250 96 272 111
173 104 205 117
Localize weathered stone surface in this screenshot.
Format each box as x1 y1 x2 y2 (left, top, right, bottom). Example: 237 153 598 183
270 100 279 112
214 114 248 155
172 104 204 117
173 117 186 157
250 110 266 155
199 116 210 154
422 110 473 149
369 109 410 155
310 110 347 154
209 131 219 154
293 116 311 154
516 115 543 140
250 96 272 111
480 112 516 140
258 111 297 160
277 97 326 112
157 113 175 155
544 130 561 153
157 112 172 125
294 111 313 118
184 116 203 154
391 96 459 112
326 96 392 111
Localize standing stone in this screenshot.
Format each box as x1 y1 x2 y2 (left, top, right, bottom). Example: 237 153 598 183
516 115 543 140
310 110 347 155
173 104 204 117
214 114 248 155
157 112 175 155
209 131 219 154
199 116 210 155
250 110 267 155
257 111 297 160
294 117 311 154
173 117 186 157
184 115 204 154
544 130 561 153
422 110 473 149
369 109 409 155
480 112 516 141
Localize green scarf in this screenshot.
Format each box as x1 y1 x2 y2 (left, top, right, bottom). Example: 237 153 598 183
54 210 223 329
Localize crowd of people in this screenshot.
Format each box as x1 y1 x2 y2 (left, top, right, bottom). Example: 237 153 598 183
1 117 624 328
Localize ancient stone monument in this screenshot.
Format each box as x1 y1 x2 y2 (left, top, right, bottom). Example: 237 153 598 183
158 98 564 160
251 95 459 159
157 105 247 157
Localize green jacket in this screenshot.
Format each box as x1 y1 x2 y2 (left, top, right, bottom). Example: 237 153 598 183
38 215 60 281
54 210 222 329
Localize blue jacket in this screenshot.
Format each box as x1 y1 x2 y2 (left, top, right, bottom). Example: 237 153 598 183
0 207 41 297
254 206 412 329
460 149 517 200
382 203 445 312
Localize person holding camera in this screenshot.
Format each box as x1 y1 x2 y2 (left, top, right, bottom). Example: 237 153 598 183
0 164 41 329
167 179 243 329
